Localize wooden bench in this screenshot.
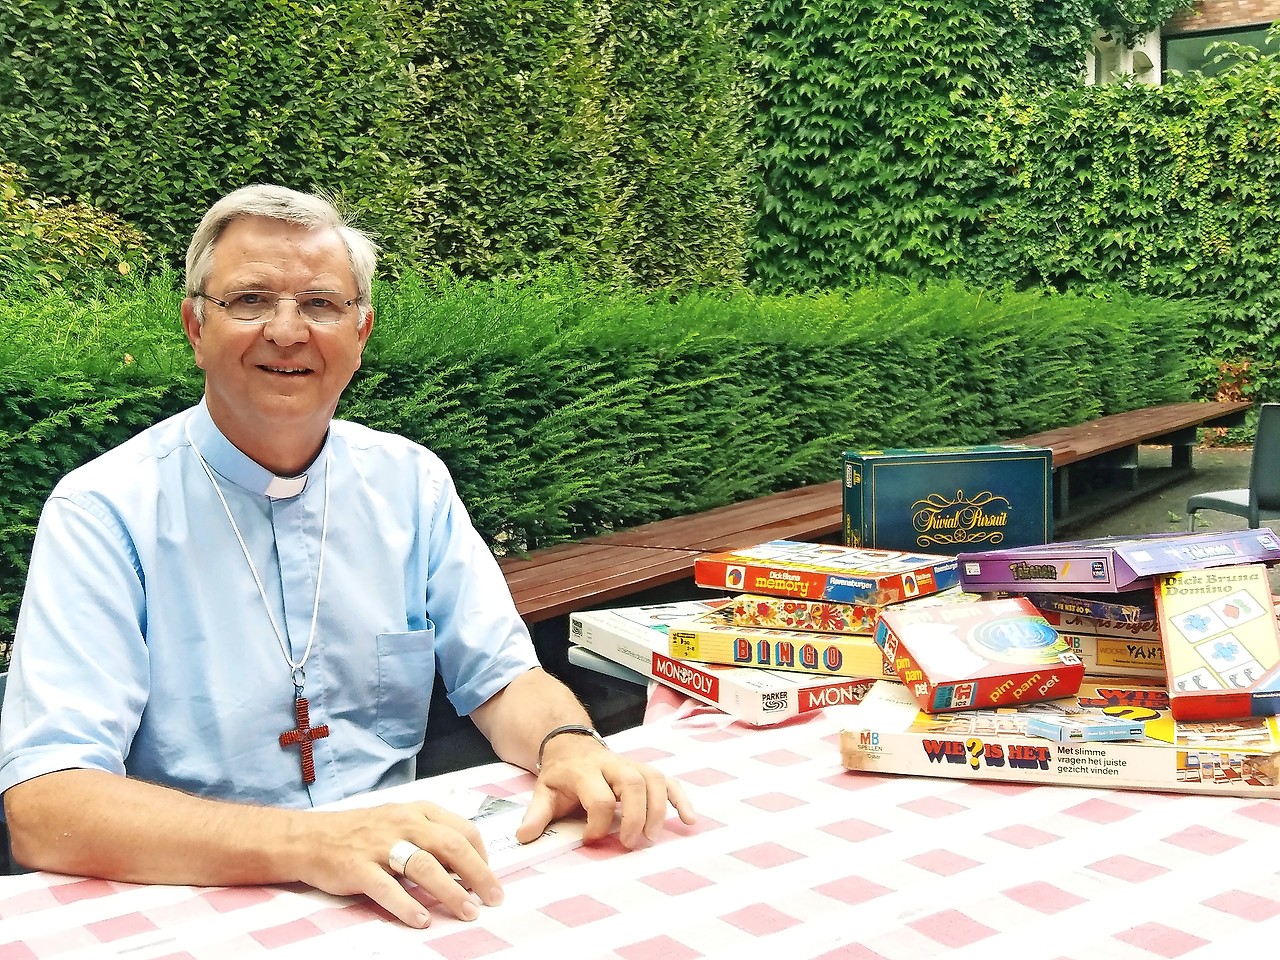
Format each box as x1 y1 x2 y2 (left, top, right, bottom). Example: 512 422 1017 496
498 400 1252 627
1014 400 1250 523
499 481 843 624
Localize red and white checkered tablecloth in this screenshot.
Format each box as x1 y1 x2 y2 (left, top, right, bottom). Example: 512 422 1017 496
4 688 1280 959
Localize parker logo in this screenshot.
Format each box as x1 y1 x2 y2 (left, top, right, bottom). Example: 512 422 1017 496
911 489 1011 548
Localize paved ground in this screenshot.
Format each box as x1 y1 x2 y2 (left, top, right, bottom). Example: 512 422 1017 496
1064 444 1265 539
1061 443 1279 593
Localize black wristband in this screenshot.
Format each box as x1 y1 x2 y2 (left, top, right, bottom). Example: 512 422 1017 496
536 723 607 771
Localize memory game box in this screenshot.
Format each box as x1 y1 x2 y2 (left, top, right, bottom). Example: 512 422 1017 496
843 445 1052 555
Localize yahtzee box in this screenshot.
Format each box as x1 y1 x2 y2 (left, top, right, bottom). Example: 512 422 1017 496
842 446 1052 555
875 595 1084 713
957 530 1280 595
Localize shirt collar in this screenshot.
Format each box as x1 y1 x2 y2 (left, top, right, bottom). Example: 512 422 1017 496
188 400 324 500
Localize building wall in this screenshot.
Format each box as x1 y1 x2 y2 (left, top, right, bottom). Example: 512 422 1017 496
1167 0 1280 34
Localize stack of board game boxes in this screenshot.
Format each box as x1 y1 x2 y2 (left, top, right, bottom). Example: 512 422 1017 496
568 540 963 726
839 529 1280 798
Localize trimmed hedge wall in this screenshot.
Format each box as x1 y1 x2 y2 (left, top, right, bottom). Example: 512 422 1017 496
0 273 1201 647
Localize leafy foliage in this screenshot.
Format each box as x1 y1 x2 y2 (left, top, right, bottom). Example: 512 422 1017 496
0 273 198 646
393 0 755 285
0 0 419 269
745 3 1279 405
972 45 1280 403
0 159 156 288
746 0 1071 291
0 0 753 287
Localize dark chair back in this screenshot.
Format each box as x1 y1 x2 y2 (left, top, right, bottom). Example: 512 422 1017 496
1252 403 1280 512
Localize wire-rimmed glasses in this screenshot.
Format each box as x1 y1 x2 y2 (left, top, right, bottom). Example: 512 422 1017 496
197 290 358 325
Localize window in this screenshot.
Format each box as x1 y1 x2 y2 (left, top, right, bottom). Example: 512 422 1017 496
1162 24 1276 80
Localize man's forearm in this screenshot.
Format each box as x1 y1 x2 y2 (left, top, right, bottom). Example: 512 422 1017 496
469 667 597 772
4 768 309 886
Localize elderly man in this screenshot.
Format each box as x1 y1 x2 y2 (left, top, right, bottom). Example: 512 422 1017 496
0 185 693 927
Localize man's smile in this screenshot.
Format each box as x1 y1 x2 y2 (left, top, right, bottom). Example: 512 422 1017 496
260 364 313 376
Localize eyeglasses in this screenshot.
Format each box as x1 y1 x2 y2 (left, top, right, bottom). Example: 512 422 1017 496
197 290 358 325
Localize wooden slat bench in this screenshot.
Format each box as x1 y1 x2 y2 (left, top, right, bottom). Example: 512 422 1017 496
498 400 1252 627
498 481 843 624
1015 400 1250 522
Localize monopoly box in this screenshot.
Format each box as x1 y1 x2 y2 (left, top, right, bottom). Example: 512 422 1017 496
842 445 1052 555
957 530 1280 595
569 599 876 726
875 595 1084 713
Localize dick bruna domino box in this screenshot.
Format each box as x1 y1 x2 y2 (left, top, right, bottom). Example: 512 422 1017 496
1158 564 1280 722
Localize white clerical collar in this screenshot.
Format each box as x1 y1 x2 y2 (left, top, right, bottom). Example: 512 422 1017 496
263 474 309 499
187 400 324 500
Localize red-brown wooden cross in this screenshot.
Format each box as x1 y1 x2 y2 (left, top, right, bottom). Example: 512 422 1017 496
279 697 330 785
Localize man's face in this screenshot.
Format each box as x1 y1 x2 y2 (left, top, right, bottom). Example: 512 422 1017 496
182 216 373 467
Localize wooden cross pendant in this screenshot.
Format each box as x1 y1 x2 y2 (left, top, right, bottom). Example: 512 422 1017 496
279 696 330 785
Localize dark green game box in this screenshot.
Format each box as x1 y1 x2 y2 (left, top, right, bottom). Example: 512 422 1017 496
843 445 1052 555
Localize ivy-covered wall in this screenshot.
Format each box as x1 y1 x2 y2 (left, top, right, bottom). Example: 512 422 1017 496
0 0 753 287
746 1 1279 398
972 56 1280 396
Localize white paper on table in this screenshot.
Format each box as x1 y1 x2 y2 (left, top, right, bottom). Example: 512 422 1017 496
323 784 592 877
456 790 591 876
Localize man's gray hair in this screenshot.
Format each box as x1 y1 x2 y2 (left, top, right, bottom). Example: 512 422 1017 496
186 184 378 326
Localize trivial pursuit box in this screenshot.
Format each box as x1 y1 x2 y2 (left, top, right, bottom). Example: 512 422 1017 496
958 530 1280 595
843 446 1052 555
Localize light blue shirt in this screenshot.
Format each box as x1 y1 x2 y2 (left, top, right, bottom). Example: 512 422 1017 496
0 401 538 809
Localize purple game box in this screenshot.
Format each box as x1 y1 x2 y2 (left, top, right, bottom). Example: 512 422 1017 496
957 530 1280 595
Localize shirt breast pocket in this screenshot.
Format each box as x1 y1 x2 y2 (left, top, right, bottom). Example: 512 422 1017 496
375 627 435 749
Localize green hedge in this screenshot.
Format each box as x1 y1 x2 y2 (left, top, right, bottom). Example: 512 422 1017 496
0 273 1200 647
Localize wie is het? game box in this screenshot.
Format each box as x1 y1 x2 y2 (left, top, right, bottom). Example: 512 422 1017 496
842 445 1052 555
693 539 959 606
956 529 1280 595
568 599 875 725
1157 564 1280 722
838 678 1280 799
875 595 1084 713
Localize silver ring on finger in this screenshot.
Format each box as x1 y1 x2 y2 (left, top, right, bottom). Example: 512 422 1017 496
388 840 422 876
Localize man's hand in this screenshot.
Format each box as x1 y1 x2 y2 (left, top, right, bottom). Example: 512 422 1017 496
5 771 501 930
300 801 504 928
514 736 696 848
